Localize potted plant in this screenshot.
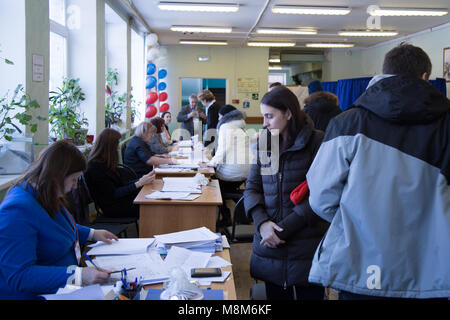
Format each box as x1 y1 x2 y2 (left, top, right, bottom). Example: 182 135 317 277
105 68 127 128
0 47 46 174
49 77 89 145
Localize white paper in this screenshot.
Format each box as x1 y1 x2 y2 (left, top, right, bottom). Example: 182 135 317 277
87 238 155 256
178 140 193 147
145 191 192 200
154 227 219 246
41 285 105 300
162 177 202 193
206 256 232 268
164 246 212 276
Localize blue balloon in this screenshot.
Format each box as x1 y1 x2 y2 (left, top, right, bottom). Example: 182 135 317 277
147 63 156 75
158 82 167 91
158 69 167 79
146 76 157 89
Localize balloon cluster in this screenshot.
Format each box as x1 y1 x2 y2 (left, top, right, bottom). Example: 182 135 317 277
145 33 169 119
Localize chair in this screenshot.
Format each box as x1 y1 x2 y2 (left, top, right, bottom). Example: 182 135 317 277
89 164 140 237
250 280 267 300
66 175 128 238
226 196 254 243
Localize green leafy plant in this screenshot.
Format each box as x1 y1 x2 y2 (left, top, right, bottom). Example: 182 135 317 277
105 68 126 128
49 78 89 145
0 47 45 143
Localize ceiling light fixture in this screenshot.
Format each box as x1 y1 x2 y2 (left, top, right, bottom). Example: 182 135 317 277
306 43 354 48
338 30 398 37
248 41 296 47
158 1 239 13
179 40 228 45
269 58 281 63
256 28 317 35
269 66 283 70
171 26 232 33
369 7 448 16
272 5 351 15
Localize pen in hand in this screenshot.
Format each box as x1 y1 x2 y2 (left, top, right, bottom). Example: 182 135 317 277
83 252 100 270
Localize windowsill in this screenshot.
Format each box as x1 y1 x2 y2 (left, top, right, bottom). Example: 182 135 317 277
0 174 21 191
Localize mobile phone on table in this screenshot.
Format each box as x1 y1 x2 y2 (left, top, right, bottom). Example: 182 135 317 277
191 268 222 278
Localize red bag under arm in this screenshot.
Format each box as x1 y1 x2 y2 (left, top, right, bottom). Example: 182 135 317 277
290 180 309 205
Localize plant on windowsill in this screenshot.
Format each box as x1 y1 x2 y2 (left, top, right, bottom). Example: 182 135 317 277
105 68 126 129
49 77 89 146
0 48 45 145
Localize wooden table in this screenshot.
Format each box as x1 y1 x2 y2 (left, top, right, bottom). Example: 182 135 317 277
144 248 237 300
134 179 222 237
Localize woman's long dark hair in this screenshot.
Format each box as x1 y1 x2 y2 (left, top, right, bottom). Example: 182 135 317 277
18 140 87 218
88 128 122 172
260 86 307 151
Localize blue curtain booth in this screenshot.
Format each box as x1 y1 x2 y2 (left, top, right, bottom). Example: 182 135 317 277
336 77 373 111
429 78 447 96
321 81 338 95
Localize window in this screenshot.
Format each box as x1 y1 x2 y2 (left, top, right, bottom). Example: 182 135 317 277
49 0 66 26
49 32 67 93
268 73 286 88
131 29 145 125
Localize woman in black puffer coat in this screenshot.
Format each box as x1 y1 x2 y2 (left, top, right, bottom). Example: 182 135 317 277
244 86 329 300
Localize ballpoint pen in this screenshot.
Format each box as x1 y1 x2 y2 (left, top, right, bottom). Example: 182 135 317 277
83 252 100 270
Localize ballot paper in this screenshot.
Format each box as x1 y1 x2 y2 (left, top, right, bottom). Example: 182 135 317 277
164 246 212 276
161 177 202 193
154 227 220 248
87 238 155 256
145 191 200 201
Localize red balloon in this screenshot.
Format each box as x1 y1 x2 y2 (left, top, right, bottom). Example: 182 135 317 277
160 103 170 113
145 105 157 118
159 92 168 102
146 92 158 105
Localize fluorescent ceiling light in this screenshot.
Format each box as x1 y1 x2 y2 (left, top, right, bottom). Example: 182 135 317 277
179 40 228 45
272 5 351 15
306 43 354 48
158 2 239 12
171 26 232 33
369 7 448 16
269 58 281 63
338 30 398 37
257 28 317 35
269 66 283 70
248 42 296 47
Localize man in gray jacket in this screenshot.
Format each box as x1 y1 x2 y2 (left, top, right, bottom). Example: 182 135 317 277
306 44 450 299
176 94 206 138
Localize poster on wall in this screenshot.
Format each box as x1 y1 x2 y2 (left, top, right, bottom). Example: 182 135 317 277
444 47 450 82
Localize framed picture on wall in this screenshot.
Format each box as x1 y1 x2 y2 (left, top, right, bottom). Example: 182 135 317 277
444 47 450 82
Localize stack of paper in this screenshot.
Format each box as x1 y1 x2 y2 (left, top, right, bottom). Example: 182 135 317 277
145 191 200 201
161 177 202 193
154 227 220 250
159 163 199 169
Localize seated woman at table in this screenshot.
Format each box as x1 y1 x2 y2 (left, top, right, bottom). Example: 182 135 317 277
124 121 177 178
208 105 252 226
161 111 175 145
0 140 118 300
85 128 156 218
149 117 179 154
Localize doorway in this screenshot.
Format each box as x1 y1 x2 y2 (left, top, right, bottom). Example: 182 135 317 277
181 78 226 108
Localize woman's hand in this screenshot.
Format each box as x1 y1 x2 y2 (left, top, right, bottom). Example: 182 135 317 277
81 267 111 285
259 221 285 248
92 230 119 244
136 170 156 188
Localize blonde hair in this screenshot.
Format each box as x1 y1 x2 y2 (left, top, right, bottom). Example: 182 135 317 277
198 90 215 103
134 121 157 139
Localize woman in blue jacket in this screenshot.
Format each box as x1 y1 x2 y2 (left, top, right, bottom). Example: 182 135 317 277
244 86 328 300
0 141 118 300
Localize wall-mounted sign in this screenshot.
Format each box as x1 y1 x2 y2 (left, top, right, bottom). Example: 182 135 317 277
252 93 259 100
237 77 259 93
32 54 44 82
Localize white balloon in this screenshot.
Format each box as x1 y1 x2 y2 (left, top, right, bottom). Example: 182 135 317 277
147 47 160 61
156 56 168 67
159 47 168 57
146 33 159 47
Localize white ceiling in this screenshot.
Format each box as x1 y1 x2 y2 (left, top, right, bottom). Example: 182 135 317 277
124 0 450 48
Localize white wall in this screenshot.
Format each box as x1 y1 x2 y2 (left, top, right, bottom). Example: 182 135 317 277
323 23 450 98
164 46 269 120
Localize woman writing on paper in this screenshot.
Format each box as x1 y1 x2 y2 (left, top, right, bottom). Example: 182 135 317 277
85 128 156 218
0 141 118 300
124 121 177 178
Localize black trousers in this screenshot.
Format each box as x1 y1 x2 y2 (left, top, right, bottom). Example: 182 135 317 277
265 282 325 301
